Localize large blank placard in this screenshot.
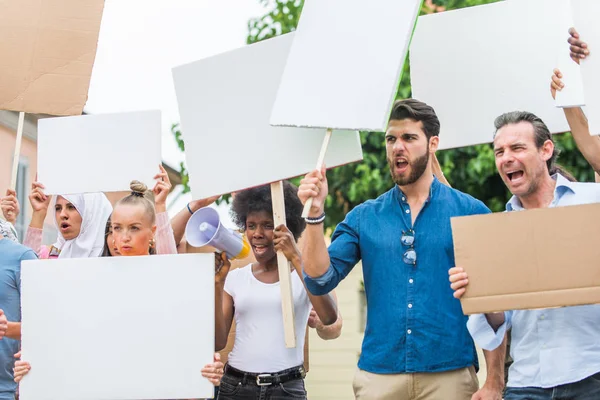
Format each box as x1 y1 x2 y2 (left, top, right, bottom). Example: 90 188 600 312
569 0 600 135
38 111 161 195
173 33 363 200
20 254 215 400
411 0 573 150
270 0 423 132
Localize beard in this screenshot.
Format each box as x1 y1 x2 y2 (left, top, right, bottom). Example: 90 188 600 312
388 150 430 186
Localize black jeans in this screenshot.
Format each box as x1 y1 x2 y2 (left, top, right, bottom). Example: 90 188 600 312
217 370 307 400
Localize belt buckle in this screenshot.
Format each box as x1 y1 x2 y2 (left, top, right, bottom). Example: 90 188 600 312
256 374 272 386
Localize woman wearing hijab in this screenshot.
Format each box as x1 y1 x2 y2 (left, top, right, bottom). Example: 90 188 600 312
21 181 113 259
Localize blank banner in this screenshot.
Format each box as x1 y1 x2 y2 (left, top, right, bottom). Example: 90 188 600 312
38 110 161 195
411 0 573 150
270 0 423 132
172 33 363 200
20 254 215 400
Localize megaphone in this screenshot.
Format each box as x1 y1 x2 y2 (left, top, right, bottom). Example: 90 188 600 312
185 206 250 260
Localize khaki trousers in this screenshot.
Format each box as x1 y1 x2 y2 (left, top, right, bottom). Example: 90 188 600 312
352 366 479 400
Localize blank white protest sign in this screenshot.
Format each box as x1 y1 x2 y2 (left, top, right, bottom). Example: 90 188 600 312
172 33 363 200
270 0 423 131
410 0 574 150
19 254 215 400
568 0 600 135
38 111 161 195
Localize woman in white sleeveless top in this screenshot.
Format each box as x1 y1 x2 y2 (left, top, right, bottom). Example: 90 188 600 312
214 181 338 400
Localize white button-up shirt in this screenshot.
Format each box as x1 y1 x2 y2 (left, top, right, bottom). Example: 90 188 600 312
467 174 600 388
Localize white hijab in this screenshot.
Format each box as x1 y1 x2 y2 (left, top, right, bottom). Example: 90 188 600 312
52 193 113 258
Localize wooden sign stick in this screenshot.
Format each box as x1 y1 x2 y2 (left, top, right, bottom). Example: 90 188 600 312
270 180 296 348
10 112 26 190
301 128 332 218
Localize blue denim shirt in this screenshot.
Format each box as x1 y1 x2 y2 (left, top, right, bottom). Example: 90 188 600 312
304 178 490 373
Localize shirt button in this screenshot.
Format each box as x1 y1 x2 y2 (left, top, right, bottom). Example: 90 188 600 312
409 279 414 284
407 329 412 334
405 209 410 214
540 315 545 320
402 197 406 201
408 304 413 309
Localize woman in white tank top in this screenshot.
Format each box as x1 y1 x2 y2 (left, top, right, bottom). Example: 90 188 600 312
214 181 339 400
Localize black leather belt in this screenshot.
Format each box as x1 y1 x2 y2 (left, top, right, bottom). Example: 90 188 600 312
224 364 306 386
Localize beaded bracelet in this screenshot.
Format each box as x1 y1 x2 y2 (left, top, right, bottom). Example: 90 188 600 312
305 212 326 225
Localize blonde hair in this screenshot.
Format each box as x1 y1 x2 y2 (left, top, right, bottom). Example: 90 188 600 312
116 180 156 225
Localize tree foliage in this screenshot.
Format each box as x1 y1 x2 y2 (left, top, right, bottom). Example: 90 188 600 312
173 0 596 230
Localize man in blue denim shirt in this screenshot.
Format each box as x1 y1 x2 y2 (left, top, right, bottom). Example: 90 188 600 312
298 99 505 400
450 111 600 400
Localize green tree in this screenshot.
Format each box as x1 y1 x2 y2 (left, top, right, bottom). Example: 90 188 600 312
174 0 596 230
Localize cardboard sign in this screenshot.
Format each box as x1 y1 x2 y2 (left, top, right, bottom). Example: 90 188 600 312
410 0 573 150
452 203 600 315
19 254 215 400
172 33 363 200
37 110 161 195
270 0 423 132
0 0 105 115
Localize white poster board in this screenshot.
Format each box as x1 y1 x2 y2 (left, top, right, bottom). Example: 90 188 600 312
172 33 363 200
410 0 573 150
19 254 215 400
38 111 161 195
567 0 600 135
270 0 423 132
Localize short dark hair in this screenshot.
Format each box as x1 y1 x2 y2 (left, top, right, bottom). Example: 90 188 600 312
230 181 306 241
389 99 440 140
494 111 559 173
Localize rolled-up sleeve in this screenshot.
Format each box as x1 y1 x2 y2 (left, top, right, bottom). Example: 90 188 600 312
304 206 361 295
467 311 512 351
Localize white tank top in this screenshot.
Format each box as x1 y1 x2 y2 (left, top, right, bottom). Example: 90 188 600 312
224 264 312 373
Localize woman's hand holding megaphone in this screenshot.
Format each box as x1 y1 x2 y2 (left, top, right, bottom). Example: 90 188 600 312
214 252 231 284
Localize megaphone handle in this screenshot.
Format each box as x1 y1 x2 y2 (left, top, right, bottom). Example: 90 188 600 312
301 128 332 218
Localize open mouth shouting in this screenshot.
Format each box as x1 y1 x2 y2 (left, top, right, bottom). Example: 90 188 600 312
59 222 71 233
252 243 270 256
394 157 410 175
505 169 525 185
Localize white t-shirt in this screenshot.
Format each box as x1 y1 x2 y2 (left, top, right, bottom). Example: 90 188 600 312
224 263 312 373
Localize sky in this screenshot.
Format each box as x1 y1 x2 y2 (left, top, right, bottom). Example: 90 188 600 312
84 0 268 225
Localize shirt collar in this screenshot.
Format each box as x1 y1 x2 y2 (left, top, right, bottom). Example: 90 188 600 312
506 173 576 211
395 175 440 204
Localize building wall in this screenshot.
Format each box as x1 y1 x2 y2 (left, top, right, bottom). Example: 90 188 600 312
0 122 56 241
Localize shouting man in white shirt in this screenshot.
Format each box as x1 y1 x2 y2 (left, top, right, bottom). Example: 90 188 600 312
449 110 600 400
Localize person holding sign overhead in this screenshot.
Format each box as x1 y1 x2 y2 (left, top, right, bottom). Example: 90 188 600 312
551 28 600 181
20 181 112 259
449 111 600 400
298 99 506 400
214 181 338 400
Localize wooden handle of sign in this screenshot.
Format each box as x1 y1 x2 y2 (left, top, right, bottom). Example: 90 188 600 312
10 112 26 191
271 181 296 348
301 128 333 218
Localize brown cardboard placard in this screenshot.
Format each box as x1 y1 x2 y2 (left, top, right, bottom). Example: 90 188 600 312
452 203 600 315
0 0 105 115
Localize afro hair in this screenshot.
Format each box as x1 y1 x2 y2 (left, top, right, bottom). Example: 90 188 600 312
230 180 306 241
